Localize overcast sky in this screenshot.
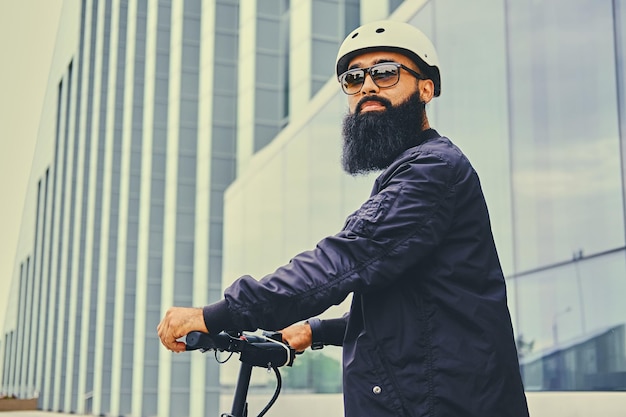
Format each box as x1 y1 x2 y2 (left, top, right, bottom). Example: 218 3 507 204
0 0 63 330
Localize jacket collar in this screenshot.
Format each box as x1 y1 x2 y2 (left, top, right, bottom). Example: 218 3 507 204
416 128 440 145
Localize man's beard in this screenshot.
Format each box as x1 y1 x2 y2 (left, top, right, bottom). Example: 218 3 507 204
341 92 426 175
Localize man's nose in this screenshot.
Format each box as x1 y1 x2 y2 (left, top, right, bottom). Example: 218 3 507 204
360 72 380 94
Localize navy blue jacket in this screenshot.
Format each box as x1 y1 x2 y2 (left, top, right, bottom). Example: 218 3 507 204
204 131 529 417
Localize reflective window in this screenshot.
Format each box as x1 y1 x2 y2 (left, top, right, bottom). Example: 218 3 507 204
256 52 282 86
257 0 287 15
210 157 235 187
254 124 281 152
180 69 199 97
312 1 339 34
506 0 624 271
255 87 282 120
215 32 238 60
312 39 339 80
215 2 238 30
516 251 626 390
213 94 237 124
211 125 236 154
257 17 281 51
214 60 237 92
180 98 199 125
178 155 197 179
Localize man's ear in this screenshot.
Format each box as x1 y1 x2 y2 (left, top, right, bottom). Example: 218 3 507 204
420 79 435 104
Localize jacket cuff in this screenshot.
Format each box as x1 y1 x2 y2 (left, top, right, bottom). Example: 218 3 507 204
319 316 348 346
307 316 347 348
307 318 324 350
202 300 235 334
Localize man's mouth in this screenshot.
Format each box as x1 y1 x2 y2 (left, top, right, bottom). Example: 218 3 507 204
359 101 386 112
356 97 390 114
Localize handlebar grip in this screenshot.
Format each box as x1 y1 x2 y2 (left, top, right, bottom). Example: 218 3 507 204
185 331 216 351
241 341 293 368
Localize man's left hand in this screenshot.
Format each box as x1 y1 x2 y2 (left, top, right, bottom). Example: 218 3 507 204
280 322 313 352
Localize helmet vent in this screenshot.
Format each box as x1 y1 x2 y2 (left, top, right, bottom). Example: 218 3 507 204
351 33 359 39
376 28 385 33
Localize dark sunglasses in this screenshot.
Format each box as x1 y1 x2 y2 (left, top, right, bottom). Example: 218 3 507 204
338 62 426 95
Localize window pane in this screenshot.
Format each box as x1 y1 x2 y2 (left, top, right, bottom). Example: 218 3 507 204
507 0 624 271
516 251 626 391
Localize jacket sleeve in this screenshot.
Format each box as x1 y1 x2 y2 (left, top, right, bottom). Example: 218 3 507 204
317 314 349 347
219 147 459 332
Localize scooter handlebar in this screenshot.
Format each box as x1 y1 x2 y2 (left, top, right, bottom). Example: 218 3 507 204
185 331 295 368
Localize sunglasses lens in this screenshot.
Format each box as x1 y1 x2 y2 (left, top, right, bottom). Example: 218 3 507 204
371 64 400 87
342 70 365 94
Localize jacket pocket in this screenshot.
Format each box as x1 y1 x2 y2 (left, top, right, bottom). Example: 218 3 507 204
364 345 410 416
343 185 401 237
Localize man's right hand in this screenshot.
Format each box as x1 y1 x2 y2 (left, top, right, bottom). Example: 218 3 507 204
157 306 207 353
280 322 313 352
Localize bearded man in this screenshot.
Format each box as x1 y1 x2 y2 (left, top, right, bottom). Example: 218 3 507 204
158 20 530 417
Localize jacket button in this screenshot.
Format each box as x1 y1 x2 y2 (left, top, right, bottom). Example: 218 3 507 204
372 386 382 395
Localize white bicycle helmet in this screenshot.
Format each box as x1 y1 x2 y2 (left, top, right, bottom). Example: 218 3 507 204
336 20 441 96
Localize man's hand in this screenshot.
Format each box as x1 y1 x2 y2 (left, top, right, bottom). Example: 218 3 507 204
157 307 207 352
280 322 312 352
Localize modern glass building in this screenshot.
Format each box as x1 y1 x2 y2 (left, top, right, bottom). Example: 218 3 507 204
2 0 626 416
